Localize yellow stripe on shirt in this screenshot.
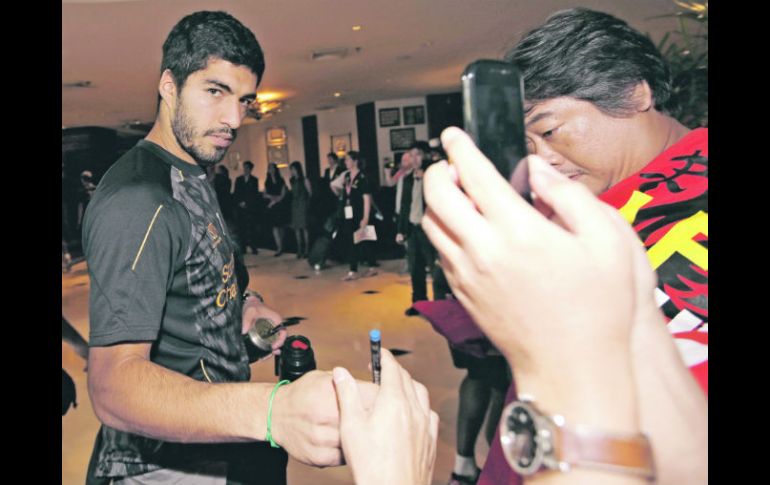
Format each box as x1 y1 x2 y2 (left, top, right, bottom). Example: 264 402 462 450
131 204 164 271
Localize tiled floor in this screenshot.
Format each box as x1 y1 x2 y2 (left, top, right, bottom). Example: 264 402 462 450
62 252 492 484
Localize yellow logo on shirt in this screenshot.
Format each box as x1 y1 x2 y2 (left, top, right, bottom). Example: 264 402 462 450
216 254 238 308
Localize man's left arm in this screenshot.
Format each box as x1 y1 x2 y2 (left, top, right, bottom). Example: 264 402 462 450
236 251 287 351
241 295 287 353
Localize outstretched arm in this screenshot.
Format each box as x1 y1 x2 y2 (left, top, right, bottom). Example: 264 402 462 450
88 342 378 467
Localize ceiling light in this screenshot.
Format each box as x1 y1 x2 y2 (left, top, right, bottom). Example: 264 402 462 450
257 91 283 102
334 92 341 97
352 25 362 31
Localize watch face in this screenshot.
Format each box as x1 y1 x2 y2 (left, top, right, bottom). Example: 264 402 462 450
500 401 542 475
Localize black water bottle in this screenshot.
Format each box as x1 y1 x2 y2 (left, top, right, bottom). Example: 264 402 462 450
277 335 316 382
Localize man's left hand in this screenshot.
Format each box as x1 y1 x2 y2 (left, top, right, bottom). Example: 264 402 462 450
242 298 287 358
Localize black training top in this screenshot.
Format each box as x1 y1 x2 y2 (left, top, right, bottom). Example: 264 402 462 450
340 170 372 224
82 140 252 478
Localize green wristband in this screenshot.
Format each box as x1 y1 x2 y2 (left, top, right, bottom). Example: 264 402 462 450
266 380 291 448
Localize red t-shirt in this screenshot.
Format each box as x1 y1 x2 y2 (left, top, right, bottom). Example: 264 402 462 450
477 128 709 485
600 127 708 393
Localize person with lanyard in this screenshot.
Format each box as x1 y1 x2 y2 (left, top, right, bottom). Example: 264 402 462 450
338 151 378 281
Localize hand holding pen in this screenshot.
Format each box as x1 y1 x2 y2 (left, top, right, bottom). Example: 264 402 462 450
332 349 439 485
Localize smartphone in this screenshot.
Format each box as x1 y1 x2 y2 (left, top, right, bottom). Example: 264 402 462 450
462 60 530 199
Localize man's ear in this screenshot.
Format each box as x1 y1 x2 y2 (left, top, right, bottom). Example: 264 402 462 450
158 69 178 108
631 81 654 113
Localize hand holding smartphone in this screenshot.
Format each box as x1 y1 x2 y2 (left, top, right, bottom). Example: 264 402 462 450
461 60 531 201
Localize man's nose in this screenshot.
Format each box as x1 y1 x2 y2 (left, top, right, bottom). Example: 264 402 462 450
220 99 245 130
531 140 565 166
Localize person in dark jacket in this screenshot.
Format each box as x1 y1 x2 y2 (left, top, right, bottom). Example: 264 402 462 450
396 141 435 315
233 160 261 254
213 164 234 220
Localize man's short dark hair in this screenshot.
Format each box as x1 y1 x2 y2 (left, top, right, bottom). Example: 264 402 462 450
505 8 672 116
347 151 365 170
243 161 254 170
162 11 266 90
410 141 431 154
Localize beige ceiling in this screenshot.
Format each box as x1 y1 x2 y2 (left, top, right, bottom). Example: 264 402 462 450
62 0 680 131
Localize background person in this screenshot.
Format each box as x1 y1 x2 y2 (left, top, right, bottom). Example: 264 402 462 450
289 161 312 259
233 160 260 254
264 162 289 256
337 151 378 281
396 141 436 316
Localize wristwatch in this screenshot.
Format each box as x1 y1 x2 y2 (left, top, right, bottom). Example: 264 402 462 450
499 396 655 481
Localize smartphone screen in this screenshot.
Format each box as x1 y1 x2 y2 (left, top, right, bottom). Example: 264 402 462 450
462 60 530 198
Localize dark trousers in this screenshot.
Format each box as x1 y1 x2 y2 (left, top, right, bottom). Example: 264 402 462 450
406 223 435 302
235 208 259 252
340 219 375 272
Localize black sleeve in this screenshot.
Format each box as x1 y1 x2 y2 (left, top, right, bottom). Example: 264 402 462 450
84 188 189 346
360 174 373 195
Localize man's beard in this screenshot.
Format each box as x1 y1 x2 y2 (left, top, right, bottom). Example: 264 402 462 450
171 100 236 167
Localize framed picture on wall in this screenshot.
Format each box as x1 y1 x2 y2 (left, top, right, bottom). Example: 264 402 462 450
403 105 425 125
390 128 416 151
379 107 401 127
267 145 289 166
331 133 352 158
266 127 289 166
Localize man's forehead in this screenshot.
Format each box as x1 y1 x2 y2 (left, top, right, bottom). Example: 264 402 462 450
191 57 258 88
524 97 572 125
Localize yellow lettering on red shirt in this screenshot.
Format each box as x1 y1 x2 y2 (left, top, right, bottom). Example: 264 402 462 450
647 211 708 271
617 190 654 224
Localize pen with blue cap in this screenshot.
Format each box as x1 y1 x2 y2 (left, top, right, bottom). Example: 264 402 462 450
369 329 381 384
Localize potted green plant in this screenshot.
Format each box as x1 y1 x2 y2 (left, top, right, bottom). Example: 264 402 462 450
653 1 708 128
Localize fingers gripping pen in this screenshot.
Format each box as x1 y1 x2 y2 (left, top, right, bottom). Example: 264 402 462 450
369 329 381 384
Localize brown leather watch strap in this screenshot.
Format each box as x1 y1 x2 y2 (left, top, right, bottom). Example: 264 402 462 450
556 423 656 480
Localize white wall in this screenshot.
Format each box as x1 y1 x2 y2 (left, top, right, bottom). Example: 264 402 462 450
222 97 429 190
223 107 359 187
316 106 359 173
374 97 428 184
224 117 305 190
